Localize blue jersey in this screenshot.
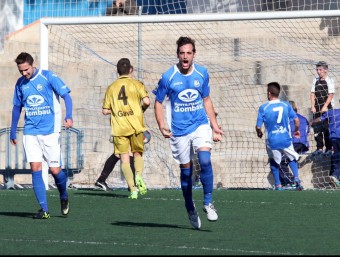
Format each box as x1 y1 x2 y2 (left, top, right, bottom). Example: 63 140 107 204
256 99 297 150
153 64 209 136
321 108 340 139
13 69 71 135
291 113 310 150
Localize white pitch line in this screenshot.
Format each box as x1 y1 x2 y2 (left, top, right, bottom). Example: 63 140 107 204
0 237 303 255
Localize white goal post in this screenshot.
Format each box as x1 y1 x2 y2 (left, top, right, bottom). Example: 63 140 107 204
39 10 340 190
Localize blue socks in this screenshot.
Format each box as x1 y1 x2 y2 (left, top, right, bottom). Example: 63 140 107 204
32 170 48 212
270 159 281 187
288 160 299 178
53 170 68 200
180 167 194 212
198 151 213 206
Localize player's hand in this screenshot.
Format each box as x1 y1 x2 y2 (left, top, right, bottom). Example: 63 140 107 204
294 130 300 139
212 126 223 142
10 139 17 146
257 131 263 138
320 106 327 113
311 106 316 113
64 118 73 129
161 127 172 138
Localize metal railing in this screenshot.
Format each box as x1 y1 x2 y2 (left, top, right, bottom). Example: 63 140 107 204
0 127 84 189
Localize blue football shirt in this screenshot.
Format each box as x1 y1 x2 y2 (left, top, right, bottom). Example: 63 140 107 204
153 63 209 136
321 108 340 139
256 99 297 150
13 69 71 135
291 113 310 149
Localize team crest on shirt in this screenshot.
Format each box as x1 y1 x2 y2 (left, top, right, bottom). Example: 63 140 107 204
27 95 44 107
194 80 200 87
36 84 43 91
178 89 198 102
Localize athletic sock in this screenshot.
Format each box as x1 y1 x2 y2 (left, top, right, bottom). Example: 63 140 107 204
269 159 281 187
180 167 194 212
32 170 48 212
53 170 68 200
198 151 213 205
288 160 299 178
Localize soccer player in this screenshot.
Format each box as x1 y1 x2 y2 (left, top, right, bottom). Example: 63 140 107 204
102 58 150 199
153 36 223 229
310 61 335 156
255 82 303 191
311 108 340 187
279 101 310 188
10 52 73 219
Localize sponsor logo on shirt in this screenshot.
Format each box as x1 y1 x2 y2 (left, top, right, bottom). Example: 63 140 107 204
174 81 183 86
27 95 44 107
175 89 203 113
26 95 51 116
272 125 287 134
178 89 198 102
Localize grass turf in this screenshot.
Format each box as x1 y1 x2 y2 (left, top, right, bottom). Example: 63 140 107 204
0 188 339 255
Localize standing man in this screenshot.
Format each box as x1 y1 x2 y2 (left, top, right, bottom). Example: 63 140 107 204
10 52 73 219
102 58 150 199
310 61 335 156
256 82 303 191
153 36 223 229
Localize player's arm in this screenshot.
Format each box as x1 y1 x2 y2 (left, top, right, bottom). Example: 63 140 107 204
255 126 263 138
102 108 111 115
61 93 73 129
10 105 22 145
293 117 300 139
321 93 334 113
310 92 316 113
154 100 172 138
141 96 150 113
203 96 223 142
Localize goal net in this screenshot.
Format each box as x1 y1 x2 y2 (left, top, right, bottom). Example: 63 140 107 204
40 11 340 190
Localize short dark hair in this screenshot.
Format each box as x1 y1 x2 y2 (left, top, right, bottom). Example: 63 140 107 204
117 58 132 76
316 61 328 69
267 82 280 97
15 52 34 65
176 36 196 54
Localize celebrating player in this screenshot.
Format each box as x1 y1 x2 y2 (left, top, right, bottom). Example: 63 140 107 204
153 36 223 229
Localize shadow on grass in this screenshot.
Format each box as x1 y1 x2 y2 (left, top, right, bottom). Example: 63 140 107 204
0 211 35 218
111 221 211 231
74 191 128 198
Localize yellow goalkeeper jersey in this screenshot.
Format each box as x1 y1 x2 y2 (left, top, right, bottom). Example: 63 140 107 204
103 75 149 136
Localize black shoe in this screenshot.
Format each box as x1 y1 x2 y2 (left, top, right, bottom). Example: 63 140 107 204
95 181 110 191
61 199 69 216
33 209 50 219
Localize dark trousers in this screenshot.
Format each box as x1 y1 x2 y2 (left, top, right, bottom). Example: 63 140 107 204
312 111 332 151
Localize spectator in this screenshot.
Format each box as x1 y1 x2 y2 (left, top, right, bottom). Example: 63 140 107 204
10 52 73 219
310 61 335 156
279 100 310 188
102 58 150 199
256 82 303 191
106 0 138 15
311 108 340 187
153 36 223 229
